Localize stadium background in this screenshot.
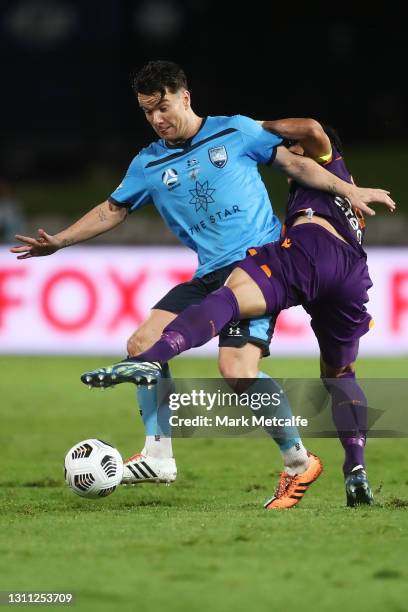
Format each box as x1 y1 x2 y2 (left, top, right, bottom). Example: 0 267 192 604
1 3 408 612
1 0 407 356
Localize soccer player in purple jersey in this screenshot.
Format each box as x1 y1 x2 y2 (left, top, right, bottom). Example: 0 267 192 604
82 119 396 508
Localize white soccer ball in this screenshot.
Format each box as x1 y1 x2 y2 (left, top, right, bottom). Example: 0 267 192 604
64 439 123 499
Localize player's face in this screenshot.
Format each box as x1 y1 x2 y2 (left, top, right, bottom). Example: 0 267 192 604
138 88 191 142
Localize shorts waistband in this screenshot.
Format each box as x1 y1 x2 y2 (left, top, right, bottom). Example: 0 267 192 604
287 221 355 250
198 259 242 281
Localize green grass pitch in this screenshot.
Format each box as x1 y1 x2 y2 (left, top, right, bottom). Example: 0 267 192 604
1 356 408 612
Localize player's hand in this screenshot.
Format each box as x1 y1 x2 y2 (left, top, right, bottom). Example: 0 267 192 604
10 229 62 259
349 187 396 216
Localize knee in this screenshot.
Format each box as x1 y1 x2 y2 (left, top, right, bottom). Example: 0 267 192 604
321 363 356 399
218 356 259 381
321 361 355 379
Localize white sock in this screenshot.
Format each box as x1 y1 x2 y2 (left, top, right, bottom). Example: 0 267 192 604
282 442 309 476
144 435 173 460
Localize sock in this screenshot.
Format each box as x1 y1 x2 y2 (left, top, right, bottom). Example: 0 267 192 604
137 385 157 436
156 362 175 439
135 287 240 363
250 372 309 476
341 437 365 475
323 372 367 475
281 442 310 476
145 435 173 460
137 362 174 459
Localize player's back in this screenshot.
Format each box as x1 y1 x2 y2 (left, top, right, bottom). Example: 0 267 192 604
285 145 366 252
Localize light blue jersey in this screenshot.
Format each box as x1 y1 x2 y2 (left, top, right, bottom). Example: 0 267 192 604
110 115 282 277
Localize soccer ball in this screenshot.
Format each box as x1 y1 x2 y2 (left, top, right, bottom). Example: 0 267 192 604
64 439 123 499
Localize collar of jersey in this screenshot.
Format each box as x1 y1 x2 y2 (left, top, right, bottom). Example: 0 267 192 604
164 117 208 150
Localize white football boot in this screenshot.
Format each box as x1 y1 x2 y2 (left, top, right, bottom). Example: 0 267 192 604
121 453 177 485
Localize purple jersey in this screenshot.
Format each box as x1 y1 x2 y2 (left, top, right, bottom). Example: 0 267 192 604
284 145 366 253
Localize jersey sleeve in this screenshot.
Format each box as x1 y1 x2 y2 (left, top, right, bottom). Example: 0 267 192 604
234 115 283 164
109 154 151 212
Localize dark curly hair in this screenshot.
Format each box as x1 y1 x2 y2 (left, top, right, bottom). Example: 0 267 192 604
130 60 188 99
285 123 343 154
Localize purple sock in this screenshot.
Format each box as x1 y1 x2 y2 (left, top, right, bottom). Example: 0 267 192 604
341 437 366 475
136 286 240 363
323 372 368 475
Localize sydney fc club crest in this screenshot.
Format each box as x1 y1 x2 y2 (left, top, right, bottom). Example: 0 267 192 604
208 145 228 168
162 168 179 189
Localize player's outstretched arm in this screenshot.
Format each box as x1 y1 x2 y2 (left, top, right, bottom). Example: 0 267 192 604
272 146 396 216
10 200 127 260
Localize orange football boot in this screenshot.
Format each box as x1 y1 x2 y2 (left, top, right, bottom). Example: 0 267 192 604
264 453 323 510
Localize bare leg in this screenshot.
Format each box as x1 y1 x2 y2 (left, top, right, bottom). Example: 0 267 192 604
127 309 177 356
225 267 267 318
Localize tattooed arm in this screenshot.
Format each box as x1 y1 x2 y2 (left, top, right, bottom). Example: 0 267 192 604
271 146 395 216
10 200 127 259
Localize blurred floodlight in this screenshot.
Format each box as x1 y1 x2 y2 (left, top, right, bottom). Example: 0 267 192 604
4 0 77 47
134 0 183 42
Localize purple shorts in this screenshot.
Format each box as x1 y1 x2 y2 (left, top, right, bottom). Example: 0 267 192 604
238 224 373 368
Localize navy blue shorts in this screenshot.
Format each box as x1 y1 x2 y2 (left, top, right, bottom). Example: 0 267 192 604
153 261 276 357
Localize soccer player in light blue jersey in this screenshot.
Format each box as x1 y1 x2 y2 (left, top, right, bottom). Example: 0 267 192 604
12 61 392 501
